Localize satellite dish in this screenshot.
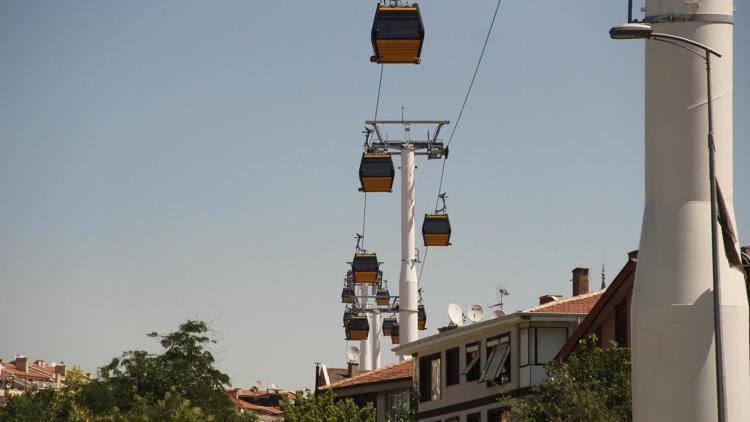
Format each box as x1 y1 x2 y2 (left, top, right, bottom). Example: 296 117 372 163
491 309 505 319
467 304 485 323
347 346 360 362
448 303 464 326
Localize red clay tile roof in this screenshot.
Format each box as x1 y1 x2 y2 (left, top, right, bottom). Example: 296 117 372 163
523 289 605 314
1 363 53 380
29 364 56 376
229 395 284 416
321 360 412 390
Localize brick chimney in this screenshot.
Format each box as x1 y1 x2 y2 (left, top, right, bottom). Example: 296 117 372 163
54 362 66 377
539 294 562 305
14 355 28 373
572 268 589 296
347 361 359 378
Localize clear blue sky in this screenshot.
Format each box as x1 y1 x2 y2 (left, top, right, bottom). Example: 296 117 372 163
1 1 748 390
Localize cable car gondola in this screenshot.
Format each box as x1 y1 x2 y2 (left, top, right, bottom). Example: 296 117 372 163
390 323 400 344
422 193 452 246
376 287 391 306
359 152 395 192
341 287 356 304
370 2 425 64
418 304 427 330
343 309 353 326
422 214 451 246
345 315 370 341
382 317 397 336
351 252 380 284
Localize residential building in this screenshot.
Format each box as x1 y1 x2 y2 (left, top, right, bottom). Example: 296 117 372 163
393 268 603 421
317 360 412 421
227 385 295 421
0 356 74 406
556 252 637 361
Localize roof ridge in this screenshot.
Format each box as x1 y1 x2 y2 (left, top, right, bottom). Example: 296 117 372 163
523 289 606 312
324 360 411 389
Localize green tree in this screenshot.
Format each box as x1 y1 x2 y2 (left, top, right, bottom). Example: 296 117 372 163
280 389 375 422
0 320 258 422
511 335 632 422
385 402 416 422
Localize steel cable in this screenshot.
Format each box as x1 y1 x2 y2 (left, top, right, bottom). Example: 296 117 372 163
421 0 503 283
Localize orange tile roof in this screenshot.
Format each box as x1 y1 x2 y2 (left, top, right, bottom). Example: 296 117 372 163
30 364 56 376
523 289 605 314
322 360 412 390
1 363 53 380
229 395 284 416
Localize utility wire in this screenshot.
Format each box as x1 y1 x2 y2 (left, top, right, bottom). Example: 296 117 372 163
422 0 503 282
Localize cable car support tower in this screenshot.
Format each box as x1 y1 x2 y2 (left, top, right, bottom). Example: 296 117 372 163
365 119 449 351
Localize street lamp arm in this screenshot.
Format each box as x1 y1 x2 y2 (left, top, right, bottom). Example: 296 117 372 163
651 32 722 58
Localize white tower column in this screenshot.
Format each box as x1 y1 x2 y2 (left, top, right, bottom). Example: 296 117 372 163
399 144 418 347
632 1 749 421
358 284 372 371
371 311 381 369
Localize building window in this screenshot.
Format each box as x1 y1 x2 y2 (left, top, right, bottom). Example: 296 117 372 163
384 388 410 420
535 327 568 364
445 418 459 422
615 302 628 347
445 348 459 386
487 407 510 422
480 334 510 385
467 413 481 422
419 354 441 402
463 342 481 382
520 327 529 366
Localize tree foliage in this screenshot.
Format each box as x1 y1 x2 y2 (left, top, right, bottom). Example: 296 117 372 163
511 335 632 422
0 320 258 422
280 389 375 422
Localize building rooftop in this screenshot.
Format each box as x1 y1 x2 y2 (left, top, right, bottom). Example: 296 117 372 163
320 360 412 391
523 289 605 314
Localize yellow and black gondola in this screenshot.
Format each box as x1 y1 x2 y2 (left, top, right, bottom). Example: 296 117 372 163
382 317 397 336
345 315 370 341
370 3 425 64
359 152 395 192
351 252 380 283
376 287 390 306
422 213 451 246
390 323 400 344
341 287 356 304
418 304 427 330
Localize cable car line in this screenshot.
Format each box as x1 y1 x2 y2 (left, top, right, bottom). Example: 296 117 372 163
359 65 385 250
420 0 504 283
